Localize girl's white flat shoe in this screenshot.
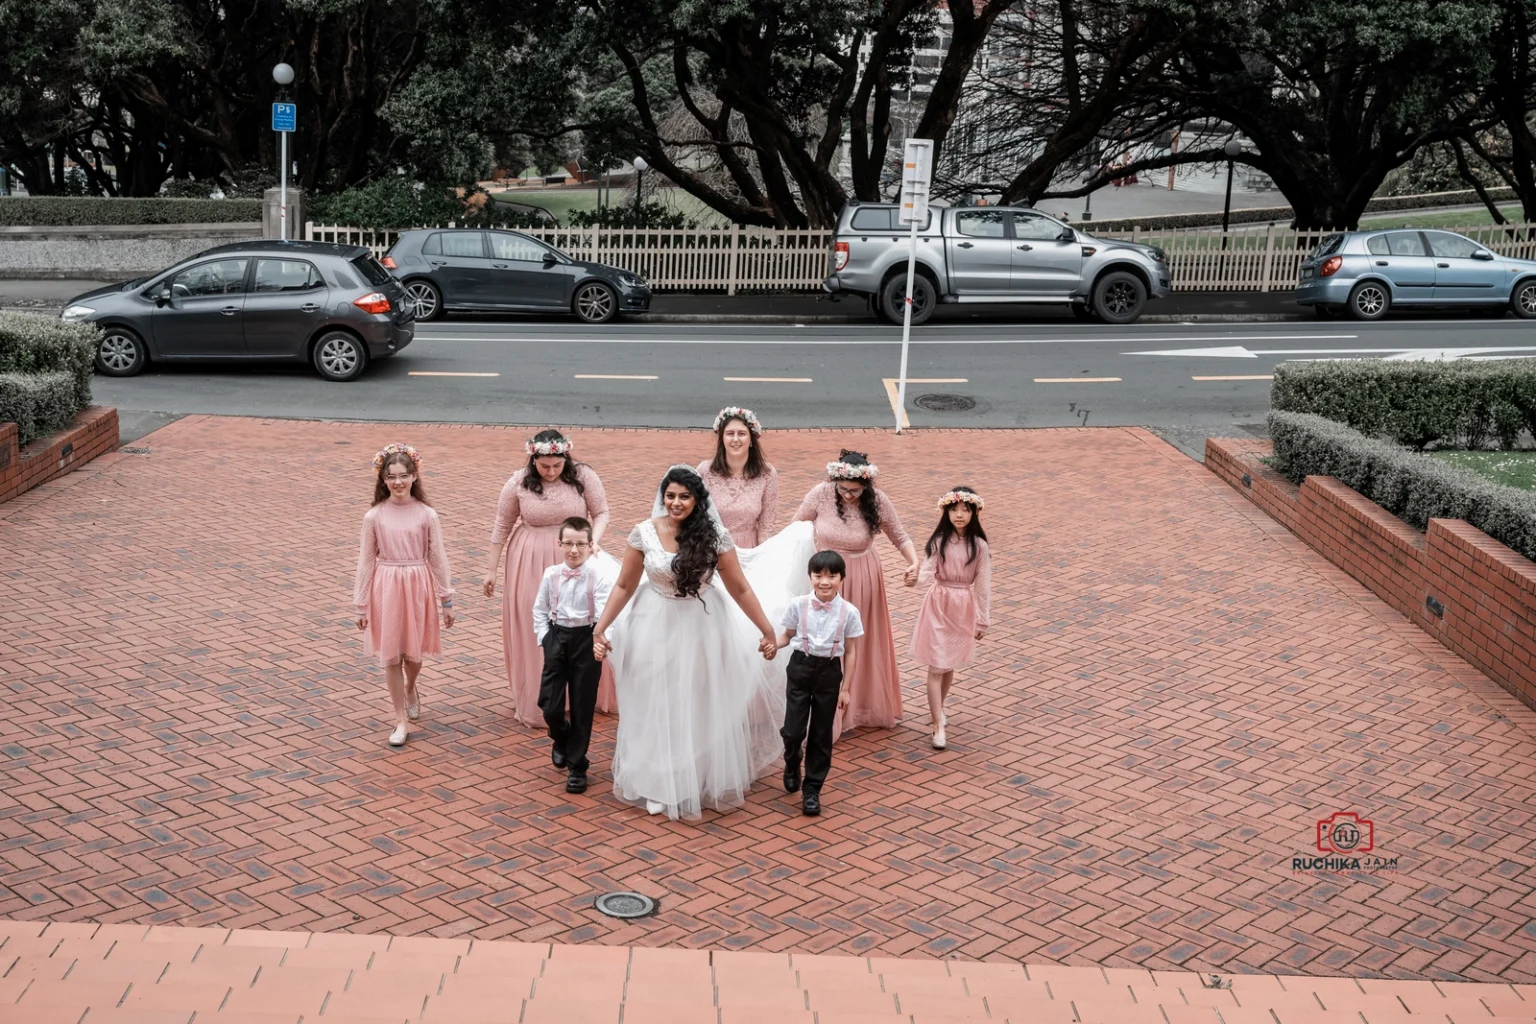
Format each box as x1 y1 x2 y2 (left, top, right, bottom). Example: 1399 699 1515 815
389 724 408 747
406 687 421 721
645 800 666 816
931 728 947 750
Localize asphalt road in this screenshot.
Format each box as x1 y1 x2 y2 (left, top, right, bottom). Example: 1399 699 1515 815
94 318 1536 456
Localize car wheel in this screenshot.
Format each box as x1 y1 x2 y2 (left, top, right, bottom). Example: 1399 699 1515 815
879 273 936 326
404 280 442 322
1071 302 1099 322
1093 271 1146 325
1512 279 1536 320
573 281 617 324
313 331 368 382
1347 281 1390 321
95 327 147 377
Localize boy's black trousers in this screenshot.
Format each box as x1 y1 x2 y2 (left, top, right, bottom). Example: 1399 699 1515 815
780 649 842 794
539 623 601 773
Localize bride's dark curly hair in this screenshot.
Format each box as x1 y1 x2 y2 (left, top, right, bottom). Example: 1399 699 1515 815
660 466 720 600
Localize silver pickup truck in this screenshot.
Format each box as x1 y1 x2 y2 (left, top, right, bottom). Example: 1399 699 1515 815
821 203 1171 325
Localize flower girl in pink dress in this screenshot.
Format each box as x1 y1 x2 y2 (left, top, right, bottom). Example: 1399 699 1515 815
908 487 990 750
354 444 456 748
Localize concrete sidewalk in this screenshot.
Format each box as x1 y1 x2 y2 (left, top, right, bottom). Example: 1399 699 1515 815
3 418 1534 982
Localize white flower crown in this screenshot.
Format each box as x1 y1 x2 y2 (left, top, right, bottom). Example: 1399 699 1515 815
713 406 763 436
827 460 878 480
938 490 983 510
525 436 572 457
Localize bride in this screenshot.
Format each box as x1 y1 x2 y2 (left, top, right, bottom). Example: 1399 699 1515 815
592 465 785 820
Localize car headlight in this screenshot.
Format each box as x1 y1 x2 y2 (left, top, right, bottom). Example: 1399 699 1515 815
618 273 646 288
61 305 96 322
1148 247 1167 263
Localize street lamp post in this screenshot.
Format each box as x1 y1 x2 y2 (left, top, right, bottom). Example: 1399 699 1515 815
272 63 295 240
632 156 648 216
1220 139 1242 246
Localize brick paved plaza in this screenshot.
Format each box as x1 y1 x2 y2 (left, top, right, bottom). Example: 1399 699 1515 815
3 417 1536 989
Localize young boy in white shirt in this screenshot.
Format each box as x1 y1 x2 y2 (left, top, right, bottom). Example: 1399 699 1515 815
533 516 613 794
774 550 864 816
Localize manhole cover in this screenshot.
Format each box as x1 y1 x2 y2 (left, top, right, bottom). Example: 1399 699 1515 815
914 393 976 412
594 892 656 919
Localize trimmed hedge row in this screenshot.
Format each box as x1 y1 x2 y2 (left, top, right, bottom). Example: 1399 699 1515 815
0 197 262 226
1271 359 1536 450
0 313 97 444
1267 409 1536 561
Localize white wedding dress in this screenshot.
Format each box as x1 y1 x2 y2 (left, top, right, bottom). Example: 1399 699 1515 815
606 519 790 820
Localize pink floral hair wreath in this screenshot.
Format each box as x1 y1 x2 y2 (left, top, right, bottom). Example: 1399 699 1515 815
826 459 878 481
713 406 763 436
525 433 573 457
938 489 984 511
373 442 422 472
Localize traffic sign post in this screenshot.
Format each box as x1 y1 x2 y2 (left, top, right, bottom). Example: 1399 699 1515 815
894 138 933 434
272 102 296 240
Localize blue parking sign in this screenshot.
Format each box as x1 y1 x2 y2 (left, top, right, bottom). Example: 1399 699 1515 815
272 103 296 133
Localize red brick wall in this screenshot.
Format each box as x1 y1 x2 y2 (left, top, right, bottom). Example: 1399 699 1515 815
1208 437 1536 712
0 406 119 505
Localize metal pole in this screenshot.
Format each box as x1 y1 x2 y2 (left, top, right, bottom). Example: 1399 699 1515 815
894 216 919 434
280 129 288 241
634 169 641 215
1221 158 1234 249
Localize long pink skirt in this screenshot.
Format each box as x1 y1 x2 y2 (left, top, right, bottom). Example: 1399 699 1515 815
502 524 617 727
367 562 440 667
909 582 977 671
830 545 901 739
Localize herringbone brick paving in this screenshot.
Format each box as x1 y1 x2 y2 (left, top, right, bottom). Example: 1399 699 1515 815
2 417 1535 984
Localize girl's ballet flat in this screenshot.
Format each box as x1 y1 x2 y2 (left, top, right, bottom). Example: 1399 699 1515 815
389 724 408 747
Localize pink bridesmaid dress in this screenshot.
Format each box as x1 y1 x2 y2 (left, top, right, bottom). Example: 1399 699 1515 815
489 465 614 726
794 482 910 737
354 499 455 666
909 538 992 671
696 461 778 548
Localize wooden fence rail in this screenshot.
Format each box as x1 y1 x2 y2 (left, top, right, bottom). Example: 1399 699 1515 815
307 221 1536 294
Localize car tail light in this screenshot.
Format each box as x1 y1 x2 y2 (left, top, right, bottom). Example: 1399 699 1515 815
1320 255 1343 278
833 241 850 272
354 292 391 314
380 256 398 269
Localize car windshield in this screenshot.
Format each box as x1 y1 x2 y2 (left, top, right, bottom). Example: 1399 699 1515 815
350 255 392 286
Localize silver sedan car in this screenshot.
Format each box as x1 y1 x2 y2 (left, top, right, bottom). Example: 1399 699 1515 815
1296 228 1536 320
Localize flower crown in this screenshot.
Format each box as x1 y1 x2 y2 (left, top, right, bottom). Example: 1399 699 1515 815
827 450 878 480
525 434 572 457
713 406 763 436
373 443 422 472
938 490 984 511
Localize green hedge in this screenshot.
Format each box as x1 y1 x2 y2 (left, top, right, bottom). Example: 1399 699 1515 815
1271 359 1536 450
0 197 262 226
0 313 97 444
1267 409 1536 560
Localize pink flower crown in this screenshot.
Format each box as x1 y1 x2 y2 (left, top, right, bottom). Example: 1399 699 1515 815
526 435 572 457
826 460 878 480
938 490 983 510
713 406 763 436
373 443 422 472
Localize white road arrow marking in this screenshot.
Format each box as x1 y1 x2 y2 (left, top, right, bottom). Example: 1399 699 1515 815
1126 345 1259 358
1128 345 1536 361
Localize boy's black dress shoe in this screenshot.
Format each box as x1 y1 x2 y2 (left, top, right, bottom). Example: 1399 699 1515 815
783 762 801 793
566 770 588 794
801 790 821 816
552 746 568 769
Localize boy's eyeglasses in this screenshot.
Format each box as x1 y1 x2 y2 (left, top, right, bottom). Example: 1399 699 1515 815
559 541 591 549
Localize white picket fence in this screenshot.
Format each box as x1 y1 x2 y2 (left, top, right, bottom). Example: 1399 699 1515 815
306 220 1536 294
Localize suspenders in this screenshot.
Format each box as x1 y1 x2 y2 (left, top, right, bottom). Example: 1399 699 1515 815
799 595 849 656
549 568 597 626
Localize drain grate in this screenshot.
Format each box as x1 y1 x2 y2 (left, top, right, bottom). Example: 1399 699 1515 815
914 393 976 412
594 891 657 919
120 447 151 454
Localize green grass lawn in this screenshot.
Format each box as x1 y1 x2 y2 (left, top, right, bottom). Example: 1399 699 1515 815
1357 205 1526 230
1429 450 1536 490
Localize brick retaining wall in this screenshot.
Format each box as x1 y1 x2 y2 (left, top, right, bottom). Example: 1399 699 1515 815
0 405 118 504
1207 437 1536 712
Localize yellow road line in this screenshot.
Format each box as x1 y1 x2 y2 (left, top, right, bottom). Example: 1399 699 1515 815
408 371 500 378
1034 377 1122 383
881 377 970 430
1192 375 1274 381
723 376 814 382
574 374 658 380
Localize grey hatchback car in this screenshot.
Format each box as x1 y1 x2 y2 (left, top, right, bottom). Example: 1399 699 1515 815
383 228 651 323
61 240 414 381
1296 228 1536 320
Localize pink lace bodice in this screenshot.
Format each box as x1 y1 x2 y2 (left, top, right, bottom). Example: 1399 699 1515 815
918 537 992 628
793 482 911 554
696 460 779 549
489 464 610 546
353 499 455 613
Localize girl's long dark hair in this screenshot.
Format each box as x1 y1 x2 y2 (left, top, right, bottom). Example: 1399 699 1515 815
709 415 766 479
660 467 720 600
831 449 881 536
925 485 987 564
373 452 430 506
521 428 586 496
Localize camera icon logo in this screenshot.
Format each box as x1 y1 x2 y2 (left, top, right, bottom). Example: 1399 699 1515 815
1316 811 1374 855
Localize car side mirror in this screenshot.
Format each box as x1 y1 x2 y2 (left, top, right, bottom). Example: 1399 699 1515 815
1473 250 1495 261
542 252 558 268
152 286 171 306
1058 228 1075 241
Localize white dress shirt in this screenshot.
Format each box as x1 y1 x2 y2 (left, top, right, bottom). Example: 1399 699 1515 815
780 594 865 657
533 562 613 642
